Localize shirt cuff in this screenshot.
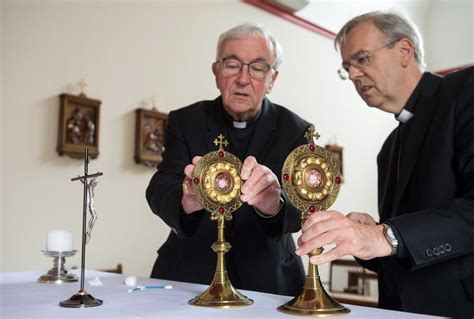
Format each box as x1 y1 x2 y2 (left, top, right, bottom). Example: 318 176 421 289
384 221 409 258
253 196 284 219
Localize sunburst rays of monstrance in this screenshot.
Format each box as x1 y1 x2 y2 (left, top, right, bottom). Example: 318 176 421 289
188 134 253 308
278 126 350 316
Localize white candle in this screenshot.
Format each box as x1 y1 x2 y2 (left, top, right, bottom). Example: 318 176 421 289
46 230 73 252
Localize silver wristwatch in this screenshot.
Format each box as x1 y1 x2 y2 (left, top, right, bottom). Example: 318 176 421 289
382 223 399 256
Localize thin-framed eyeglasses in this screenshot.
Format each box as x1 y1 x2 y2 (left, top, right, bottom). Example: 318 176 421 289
217 57 274 80
337 40 400 80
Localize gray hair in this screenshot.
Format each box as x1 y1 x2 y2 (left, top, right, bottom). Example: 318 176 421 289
216 23 283 70
334 11 426 70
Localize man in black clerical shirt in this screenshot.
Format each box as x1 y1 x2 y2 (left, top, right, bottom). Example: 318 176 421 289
146 23 311 295
295 11 474 318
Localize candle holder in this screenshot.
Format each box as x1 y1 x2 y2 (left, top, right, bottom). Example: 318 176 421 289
37 250 78 284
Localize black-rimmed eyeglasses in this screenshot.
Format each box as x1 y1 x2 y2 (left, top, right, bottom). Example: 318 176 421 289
337 40 400 80
217 58 274 80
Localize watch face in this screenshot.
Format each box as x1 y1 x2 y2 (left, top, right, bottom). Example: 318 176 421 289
383 224 398 256
386 227 396 240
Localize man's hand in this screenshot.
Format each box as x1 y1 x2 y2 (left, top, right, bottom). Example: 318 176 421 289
240 156 282 216
181 156 203 214
295 210 392 264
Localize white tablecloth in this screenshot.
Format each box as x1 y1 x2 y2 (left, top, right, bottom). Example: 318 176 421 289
0 270 443 318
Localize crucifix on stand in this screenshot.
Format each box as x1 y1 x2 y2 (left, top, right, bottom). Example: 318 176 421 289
60 147 104 308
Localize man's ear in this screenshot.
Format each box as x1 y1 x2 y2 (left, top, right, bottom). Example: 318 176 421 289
399 38 414 67
267 70 279 93
212 62 218 76
212 62 219 88
272 70 279 82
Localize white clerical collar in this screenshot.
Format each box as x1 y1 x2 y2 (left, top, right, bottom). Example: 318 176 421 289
233 121 247 129
396 109 414 124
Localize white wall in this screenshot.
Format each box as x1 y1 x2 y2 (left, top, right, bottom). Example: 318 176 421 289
1 0 395 285
297 0 431 39
297 0 473 71
425 0 473 70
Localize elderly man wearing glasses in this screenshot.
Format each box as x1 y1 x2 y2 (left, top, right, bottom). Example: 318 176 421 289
146 23 311 295
296 11 474 318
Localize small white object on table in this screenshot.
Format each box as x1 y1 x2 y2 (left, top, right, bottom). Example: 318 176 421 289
124 276 137 287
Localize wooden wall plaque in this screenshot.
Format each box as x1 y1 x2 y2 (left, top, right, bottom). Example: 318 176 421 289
57 93 101 159
134 108 167 167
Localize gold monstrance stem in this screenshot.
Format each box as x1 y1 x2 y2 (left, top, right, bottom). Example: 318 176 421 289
278 246 350 316
188 215 253 307
213 215 229 285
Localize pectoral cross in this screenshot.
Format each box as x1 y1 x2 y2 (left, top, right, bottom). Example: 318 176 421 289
304 126 321 143
213 134 229 150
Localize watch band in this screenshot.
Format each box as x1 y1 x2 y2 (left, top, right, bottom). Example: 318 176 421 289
382 223 399 256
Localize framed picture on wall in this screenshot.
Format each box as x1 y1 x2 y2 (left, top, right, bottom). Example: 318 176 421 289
57 93 101 159
134 108 168 167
